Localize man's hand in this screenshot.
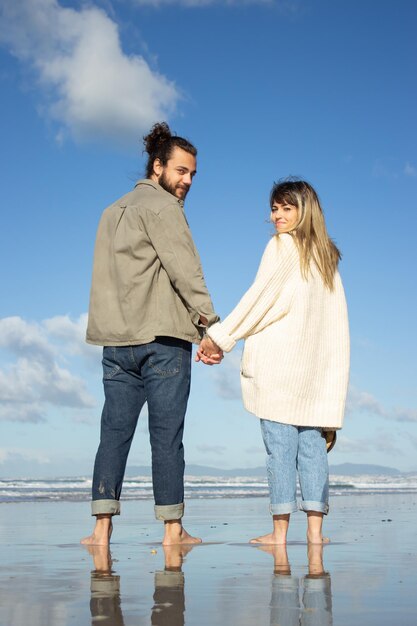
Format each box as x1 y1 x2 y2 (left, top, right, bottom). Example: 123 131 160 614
195 336 223 366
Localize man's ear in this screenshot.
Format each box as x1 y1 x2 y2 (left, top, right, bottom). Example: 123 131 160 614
152 158 163 177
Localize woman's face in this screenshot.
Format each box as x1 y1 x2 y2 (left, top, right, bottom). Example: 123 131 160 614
270 201 299 233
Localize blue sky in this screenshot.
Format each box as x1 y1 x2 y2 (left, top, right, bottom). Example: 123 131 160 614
0 0 416 477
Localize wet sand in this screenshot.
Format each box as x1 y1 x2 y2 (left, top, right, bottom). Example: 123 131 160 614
1 493 416 625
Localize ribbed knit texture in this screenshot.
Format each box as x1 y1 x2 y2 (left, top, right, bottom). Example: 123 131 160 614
208 234 350 429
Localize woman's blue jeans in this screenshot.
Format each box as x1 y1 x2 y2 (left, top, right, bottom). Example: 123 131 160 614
260 419 329 515
91 338 191 521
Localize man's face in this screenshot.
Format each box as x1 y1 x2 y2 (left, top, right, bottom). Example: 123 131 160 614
155 147 197 201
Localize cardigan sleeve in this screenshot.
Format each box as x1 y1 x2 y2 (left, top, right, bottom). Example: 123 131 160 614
207 235 298 352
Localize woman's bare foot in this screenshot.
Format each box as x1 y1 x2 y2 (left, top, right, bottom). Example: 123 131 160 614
250 513 290 545
307 543 325 576
80 514 113 546
250 532 287 545
162 520 202 545
306 511 329 544
254 544 291 575
307 534 330 544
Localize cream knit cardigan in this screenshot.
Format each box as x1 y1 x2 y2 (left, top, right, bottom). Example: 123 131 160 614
207 233 350 429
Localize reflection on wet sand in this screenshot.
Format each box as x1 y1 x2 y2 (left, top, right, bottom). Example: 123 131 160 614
85 543 332 626
151 545 196 626
87 546 123 625
256 544 333 626
85 544 196 626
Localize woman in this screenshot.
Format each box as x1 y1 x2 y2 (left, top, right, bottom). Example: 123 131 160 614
198 179 349 544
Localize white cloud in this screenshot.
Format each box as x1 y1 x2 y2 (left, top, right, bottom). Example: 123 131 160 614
347 386 417 423
44 313 101 362
0 0 180 147
0 315 97 423
132 0 273 5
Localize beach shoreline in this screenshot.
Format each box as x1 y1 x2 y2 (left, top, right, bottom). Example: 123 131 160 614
1 493 416 625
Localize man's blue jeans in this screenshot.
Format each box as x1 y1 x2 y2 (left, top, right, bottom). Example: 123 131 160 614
91 338 192 521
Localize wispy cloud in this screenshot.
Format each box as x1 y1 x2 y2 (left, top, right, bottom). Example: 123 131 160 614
372 158 399 180
0 0 180 147
399 430 417 449
333 436 370 455
196 444 227 455
347 386 417 423
372 158 417 181
245 445 264 454
334 432 402 457
404 162 417 178
0 447 51 465
211 350 242 400
132 0 274 6
0 315 97 423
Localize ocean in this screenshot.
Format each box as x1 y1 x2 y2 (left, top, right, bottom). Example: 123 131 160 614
1 473 417 503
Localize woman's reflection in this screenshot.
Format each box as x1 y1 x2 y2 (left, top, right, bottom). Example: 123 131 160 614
257 544 333 626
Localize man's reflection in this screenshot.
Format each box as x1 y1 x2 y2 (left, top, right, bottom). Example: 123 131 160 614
151 544 196 626
257 544 333 626
87 545 124 626
85 543 195 626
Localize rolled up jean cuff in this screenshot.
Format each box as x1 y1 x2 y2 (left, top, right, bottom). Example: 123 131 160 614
154 502 184 521
91 499 121 516
155 571 185 589
269 500 298 516
299 500 329 515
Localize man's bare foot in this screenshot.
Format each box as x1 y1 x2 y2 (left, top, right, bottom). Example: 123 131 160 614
250 532 287 545
162 520 202 545
83 545 112 573
80 515 113 546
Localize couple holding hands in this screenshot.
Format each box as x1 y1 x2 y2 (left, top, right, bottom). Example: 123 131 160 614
81 122 349 548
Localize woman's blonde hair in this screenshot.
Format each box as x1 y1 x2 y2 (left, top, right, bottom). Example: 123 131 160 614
270 178 341 290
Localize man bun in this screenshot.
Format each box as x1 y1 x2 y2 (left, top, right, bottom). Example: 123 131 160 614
143 122 172 155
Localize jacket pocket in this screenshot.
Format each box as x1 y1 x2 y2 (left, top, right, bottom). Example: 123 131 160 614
240 338 255 379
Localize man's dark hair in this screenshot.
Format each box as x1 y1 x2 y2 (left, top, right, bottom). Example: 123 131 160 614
143 122 197 178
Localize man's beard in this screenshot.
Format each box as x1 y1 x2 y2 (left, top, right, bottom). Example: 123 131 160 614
159 171 189 200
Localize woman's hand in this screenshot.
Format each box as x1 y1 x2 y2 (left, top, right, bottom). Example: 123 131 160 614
195 336 223 366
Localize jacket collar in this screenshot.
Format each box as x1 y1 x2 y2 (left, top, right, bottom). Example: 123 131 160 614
135 179 185 208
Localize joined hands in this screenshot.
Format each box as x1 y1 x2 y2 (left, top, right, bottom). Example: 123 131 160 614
195 335 223 366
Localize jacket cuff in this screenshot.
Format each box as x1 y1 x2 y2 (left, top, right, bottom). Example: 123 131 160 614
193 311 220 327
207 322 236 352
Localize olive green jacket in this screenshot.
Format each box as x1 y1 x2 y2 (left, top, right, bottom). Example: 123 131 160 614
86 179 218 346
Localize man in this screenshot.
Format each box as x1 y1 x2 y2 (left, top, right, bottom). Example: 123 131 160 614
81 122 221 546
